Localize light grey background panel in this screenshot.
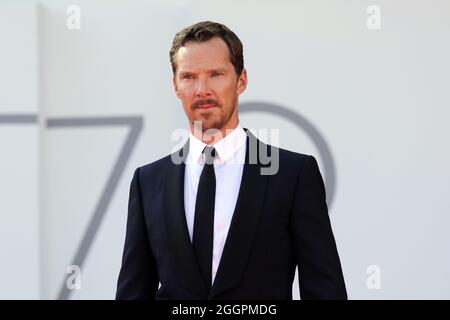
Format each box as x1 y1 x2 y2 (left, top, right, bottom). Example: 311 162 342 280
0 3 39 299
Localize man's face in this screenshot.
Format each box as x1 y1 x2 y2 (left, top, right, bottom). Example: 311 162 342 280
173 37 247 135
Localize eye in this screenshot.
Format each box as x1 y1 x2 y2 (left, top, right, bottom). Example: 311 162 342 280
211 72 223 78
182 74 194 80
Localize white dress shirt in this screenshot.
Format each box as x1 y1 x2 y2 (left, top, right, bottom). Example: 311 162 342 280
184 125 247 285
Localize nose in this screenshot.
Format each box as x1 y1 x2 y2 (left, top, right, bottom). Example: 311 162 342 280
195 76 211 98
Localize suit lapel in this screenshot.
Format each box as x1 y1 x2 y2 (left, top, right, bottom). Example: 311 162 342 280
164 140 208 298
208 129 268 299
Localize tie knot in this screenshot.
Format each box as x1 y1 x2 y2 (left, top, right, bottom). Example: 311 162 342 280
202 146 216 165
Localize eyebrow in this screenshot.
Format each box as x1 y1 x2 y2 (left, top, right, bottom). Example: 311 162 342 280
178 68 227 76
208 68 227 73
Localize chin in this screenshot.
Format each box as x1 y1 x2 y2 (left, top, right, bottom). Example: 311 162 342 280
201 122 224 133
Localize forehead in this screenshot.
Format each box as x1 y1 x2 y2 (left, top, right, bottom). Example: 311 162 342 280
175 37 233 72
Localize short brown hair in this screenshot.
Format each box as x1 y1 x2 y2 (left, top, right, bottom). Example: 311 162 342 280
170 21 244 76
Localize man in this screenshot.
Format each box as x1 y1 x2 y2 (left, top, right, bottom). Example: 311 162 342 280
116 21 347 300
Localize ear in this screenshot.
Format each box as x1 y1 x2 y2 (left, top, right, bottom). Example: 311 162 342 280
237 68 247 96
173 75 181 99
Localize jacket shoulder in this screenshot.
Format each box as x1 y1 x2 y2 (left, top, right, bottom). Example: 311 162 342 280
268 142 313 167
277 145 310 161
139 153 172 174
134 153 174 189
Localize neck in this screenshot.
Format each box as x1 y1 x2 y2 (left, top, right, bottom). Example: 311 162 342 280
191 121 239 145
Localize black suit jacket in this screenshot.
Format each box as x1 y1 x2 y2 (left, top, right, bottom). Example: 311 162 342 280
116 129 347 300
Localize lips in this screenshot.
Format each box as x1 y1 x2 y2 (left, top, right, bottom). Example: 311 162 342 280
196 103 216 109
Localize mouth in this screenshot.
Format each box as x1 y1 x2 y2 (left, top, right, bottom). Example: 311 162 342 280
195 103 217 109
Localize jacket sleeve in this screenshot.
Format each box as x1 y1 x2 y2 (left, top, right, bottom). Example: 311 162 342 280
116 167 159 299
290 155 347 299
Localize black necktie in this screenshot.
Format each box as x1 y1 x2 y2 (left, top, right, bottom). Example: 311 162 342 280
193 146 216 293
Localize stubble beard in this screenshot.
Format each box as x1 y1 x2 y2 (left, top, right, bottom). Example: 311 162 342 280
192 103 235 133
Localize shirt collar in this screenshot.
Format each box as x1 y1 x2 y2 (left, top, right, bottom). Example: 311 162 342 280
188 125 247 164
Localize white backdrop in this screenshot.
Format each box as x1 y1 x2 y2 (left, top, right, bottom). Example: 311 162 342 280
1 0 449 299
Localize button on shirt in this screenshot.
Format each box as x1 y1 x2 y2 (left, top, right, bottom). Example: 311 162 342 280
184 125 247 285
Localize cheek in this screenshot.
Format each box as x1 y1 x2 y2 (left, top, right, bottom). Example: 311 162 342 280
224 86 239 104
181 97 192 110
214 82 236 100
178 88 194 103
